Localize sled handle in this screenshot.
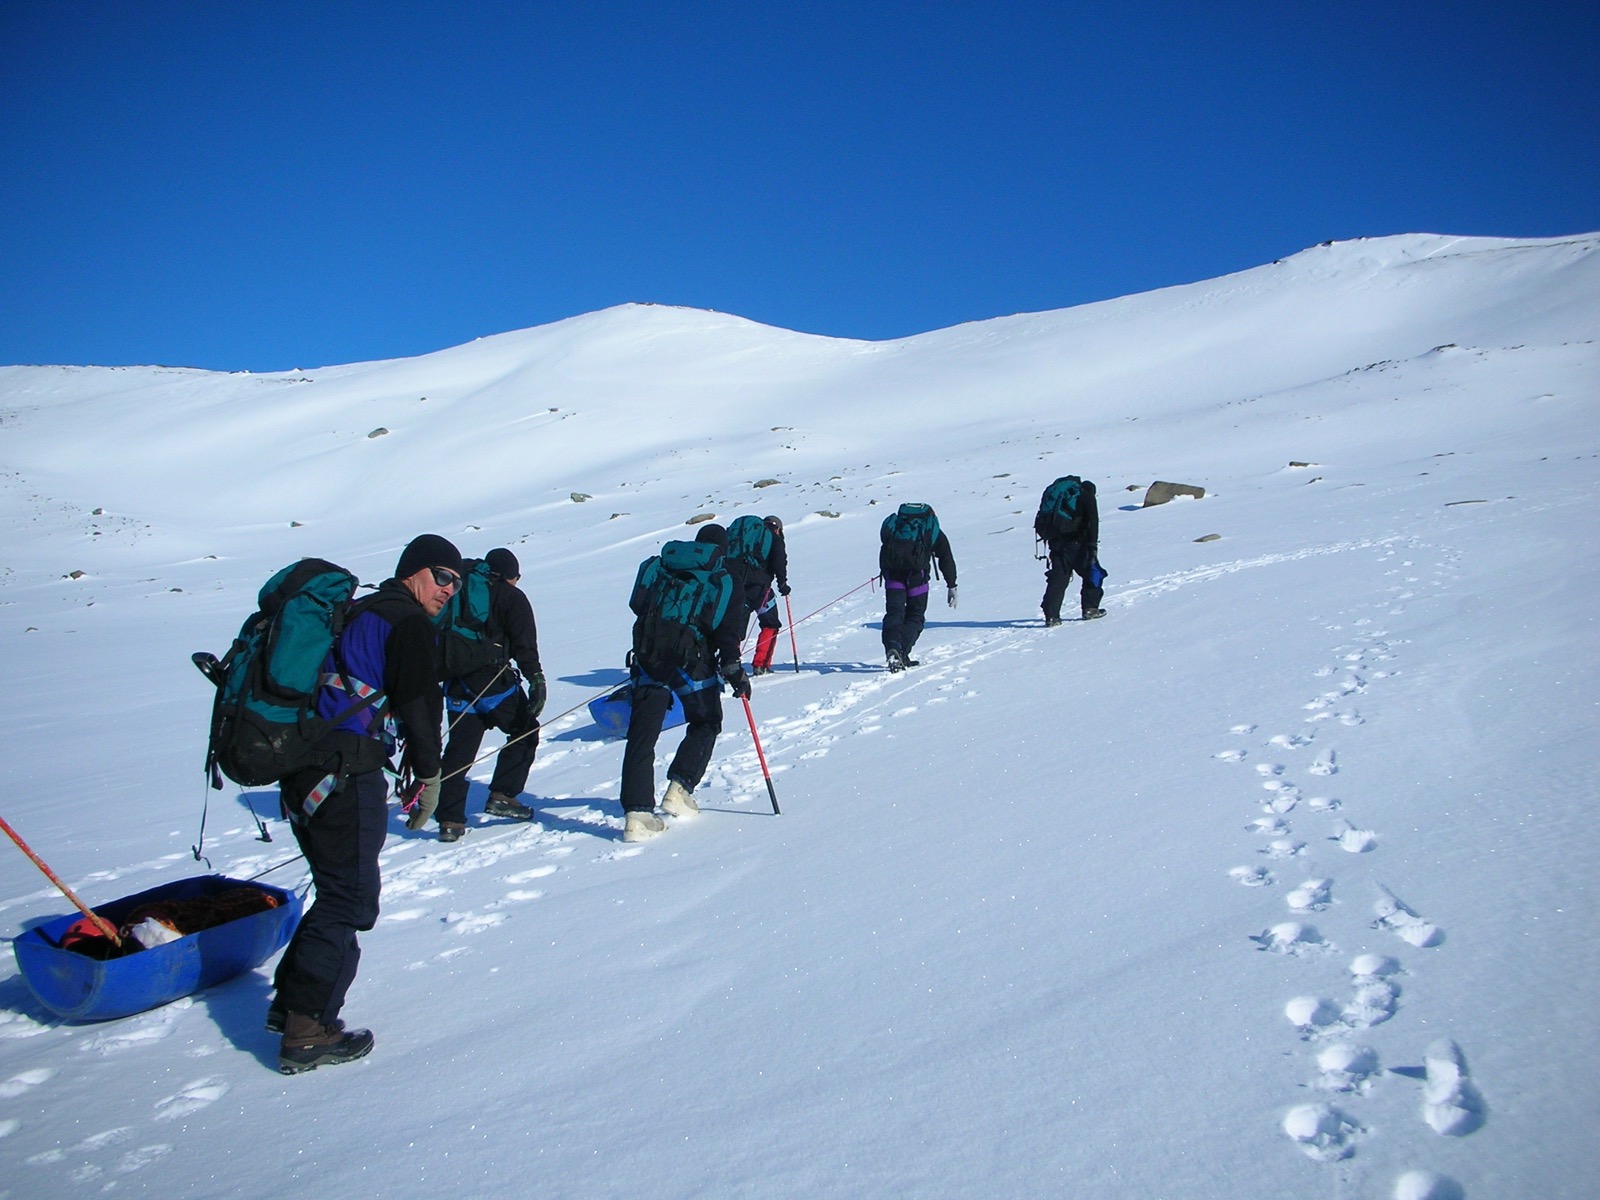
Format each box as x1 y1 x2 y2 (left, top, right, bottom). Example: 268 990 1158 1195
0 813 123 947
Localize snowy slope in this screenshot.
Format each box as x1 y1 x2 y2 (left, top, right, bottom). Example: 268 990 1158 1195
1 232 1597 1199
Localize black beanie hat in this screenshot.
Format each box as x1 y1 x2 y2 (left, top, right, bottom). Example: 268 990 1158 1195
694 522 728 551
485 547 519 579
395 534 464 581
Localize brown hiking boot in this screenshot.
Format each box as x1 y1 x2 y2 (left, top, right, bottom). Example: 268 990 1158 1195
279 1012 374 1075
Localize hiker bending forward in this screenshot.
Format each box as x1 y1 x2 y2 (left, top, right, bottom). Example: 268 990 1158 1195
273 533 461 1073
620 523 748 843
1036 478 1104 624
435 548 547 841
879 502 958 672
726 514 791 675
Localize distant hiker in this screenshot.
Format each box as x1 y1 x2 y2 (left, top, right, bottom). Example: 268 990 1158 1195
272 533 461 1074
620 523 748 842
726 513 791 675
878 502 957 671
434 548 548 843
1035 476 1105 624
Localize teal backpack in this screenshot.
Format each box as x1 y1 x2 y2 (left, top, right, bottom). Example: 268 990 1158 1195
433 558 507 679
726 514 774 570
880 503 940 577
631 541 734 673
198 559 384 788
1037 476 1085 540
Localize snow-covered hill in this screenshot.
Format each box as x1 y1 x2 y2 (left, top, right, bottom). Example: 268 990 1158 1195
1 232 1596 1198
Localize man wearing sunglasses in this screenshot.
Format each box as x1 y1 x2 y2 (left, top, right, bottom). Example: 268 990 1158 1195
273 533 462 1074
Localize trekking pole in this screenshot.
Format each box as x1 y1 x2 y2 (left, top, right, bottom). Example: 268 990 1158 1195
784 594 800 672
0 813 123 947
740 696 780 815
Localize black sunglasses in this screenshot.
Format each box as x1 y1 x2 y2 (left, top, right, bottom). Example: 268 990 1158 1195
429 566 462 588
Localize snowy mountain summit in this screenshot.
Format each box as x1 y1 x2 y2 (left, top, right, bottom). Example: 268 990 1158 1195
1 232 1596 1198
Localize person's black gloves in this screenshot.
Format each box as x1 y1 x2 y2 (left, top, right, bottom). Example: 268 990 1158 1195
778 582 791 596
527 671 547 721
722 664 752 700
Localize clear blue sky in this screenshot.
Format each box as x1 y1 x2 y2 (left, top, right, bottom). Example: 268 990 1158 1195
3 1 1595 372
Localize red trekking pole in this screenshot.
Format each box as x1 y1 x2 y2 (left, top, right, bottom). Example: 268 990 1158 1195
0 813 123 946
741 697 781 815
784 594 800 672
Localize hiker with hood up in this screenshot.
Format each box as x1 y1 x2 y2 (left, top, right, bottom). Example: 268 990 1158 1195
433 548 548 842
726 514 791 675
878 502 957 672
619 523 749 842
272 533 461 1074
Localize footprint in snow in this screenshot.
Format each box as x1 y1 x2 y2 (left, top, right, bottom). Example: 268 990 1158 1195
154 1077 229 1121
1251 922 1333 957
1269 733 1313 750
504 866 557 883
799 748 830 760
1393 1170 1465 1200
1420 1039 1487 1136
82 1000 188 1054
1285 995 1342 1034
1282 1102 1362 1161
1255 762 1285 777
1342 979 1400 1029
1229 865 1275 887
1374 890 1444 948
0 1067 54 1098
443 911 507 935
1259 839 1306 860
1308 750 1338 776
1332 825 1378 853
1286 878 1332 911
1230 723 1257 734
893 706 918 717
1248 817 1290 837
1306 795 1342 814
0 1117 18 1139
1338 711 1366 726
1314 1042 1382 1093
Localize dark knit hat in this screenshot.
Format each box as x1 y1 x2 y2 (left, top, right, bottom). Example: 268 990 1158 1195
395 534 464 582
485 547 519 579
693 522 728 550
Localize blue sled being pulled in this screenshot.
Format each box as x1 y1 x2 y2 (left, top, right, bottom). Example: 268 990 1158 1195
12 874 301 1022
588 682 686 738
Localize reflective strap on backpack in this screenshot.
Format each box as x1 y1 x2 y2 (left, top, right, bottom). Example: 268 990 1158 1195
293 771 341 825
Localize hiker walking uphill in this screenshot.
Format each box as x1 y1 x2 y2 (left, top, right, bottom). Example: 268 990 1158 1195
726 514 791 675
433 548 548 843
620 523 748 843
1035 475 1105 624
879 502 957 672
271 534 461 1074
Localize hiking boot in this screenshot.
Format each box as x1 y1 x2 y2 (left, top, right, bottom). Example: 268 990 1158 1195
1043 615 1063 628
886 648 906 673
438 821 468 843
751 665 772 677
661 780 698 818
484 793 535 821
1082 607 1107 620
269 1001 342 1036
622 810 666 842
279 1013 374 1075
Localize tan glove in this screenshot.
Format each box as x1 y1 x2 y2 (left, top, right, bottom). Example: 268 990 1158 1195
404 772 442 830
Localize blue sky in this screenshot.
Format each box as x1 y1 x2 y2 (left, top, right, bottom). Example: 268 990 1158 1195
2 1 1595 373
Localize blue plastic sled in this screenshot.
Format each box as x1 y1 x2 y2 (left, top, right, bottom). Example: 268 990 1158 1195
11 874 302 1022
588 683 686 738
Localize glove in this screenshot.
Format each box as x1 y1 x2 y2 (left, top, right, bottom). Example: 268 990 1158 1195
722 664 752 700
947 585 959 609
778 582 791 596
404 772 442 830
526 671 547 721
